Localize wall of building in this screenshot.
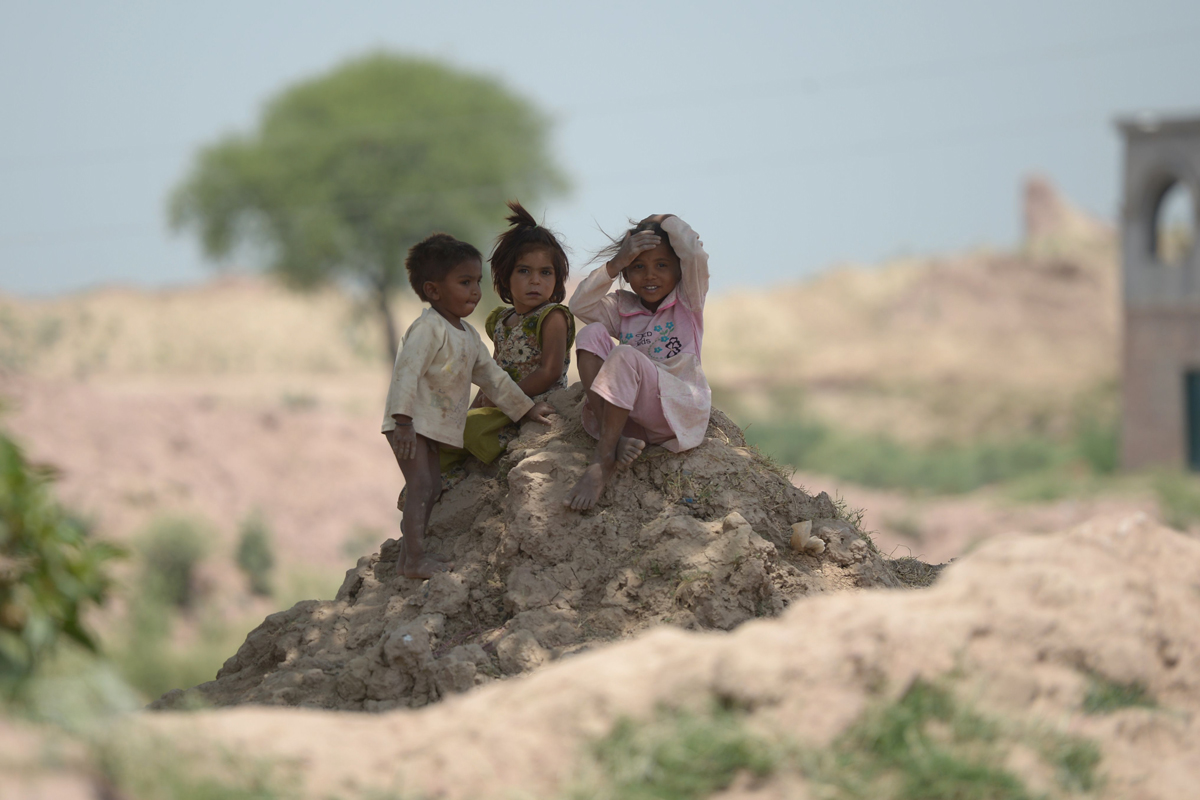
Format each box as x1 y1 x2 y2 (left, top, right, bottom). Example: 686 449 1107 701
1122 306 1200 469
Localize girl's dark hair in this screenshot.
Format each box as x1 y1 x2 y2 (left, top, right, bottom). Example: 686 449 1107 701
596 215 678 268
489 201 570 305
405 233 482 302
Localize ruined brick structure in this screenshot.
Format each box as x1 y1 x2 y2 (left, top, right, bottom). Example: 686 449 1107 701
1119 114 1200 469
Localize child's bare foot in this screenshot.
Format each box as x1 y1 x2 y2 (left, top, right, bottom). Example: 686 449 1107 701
616 437 646 467
565 460 615 511
399 554 453 580
396 539 452 579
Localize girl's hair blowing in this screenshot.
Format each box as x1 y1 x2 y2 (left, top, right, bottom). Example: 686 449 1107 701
490 201 570 304
596 215 678 266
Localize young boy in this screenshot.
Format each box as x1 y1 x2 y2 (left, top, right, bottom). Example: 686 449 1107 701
383 233 555 579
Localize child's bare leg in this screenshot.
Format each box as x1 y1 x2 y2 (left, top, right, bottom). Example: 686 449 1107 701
396 435 453 579
566 398 633 512
578 349 645 471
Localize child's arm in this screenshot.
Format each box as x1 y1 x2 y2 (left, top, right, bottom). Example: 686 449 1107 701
661 215 709 311
515 308 569 398
568 264 619 331
470 337 537 423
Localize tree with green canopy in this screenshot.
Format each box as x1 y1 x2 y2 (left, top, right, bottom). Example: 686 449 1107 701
170 52 568 357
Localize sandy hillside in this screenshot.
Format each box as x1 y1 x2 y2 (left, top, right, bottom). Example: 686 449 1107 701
8 513 1198 799
705 178 1118 441
0 178 1121 579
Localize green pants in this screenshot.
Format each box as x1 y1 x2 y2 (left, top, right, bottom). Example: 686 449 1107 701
439 407 516 472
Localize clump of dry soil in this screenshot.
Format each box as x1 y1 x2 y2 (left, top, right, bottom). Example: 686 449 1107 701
154 385 903 712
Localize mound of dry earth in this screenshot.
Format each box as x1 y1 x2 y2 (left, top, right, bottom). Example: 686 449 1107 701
130 513 1200 800
154 385 902 712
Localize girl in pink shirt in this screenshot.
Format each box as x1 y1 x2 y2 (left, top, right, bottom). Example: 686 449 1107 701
566 214 711 511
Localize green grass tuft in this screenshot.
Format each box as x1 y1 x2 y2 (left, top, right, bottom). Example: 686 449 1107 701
1152 471 1200 531
1082 674 1156 715
1041 735 1102 793
576 705 778 800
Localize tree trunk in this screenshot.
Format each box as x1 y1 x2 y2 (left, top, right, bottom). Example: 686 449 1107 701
376 285 399 363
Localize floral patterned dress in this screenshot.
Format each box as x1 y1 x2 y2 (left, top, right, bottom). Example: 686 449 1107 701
484 302 575 400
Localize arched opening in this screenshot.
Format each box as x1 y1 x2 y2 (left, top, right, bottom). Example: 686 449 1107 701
1153 180 1196 266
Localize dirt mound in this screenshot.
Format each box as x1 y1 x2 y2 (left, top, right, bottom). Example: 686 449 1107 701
129 512 1200 800
153 385 902 712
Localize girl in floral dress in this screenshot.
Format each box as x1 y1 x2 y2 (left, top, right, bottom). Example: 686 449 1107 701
440 201 574 471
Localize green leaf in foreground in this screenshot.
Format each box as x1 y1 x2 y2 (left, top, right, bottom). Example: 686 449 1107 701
0 432 121 689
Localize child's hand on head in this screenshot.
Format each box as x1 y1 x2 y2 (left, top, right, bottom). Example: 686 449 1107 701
520 401 556 427
610 229 662 273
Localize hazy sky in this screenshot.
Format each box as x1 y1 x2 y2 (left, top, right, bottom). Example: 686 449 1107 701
2 0 1199 296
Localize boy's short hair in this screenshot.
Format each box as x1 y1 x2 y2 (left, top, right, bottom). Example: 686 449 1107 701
405 233 483 301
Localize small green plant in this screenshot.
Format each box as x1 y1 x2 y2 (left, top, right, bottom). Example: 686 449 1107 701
1152 470 1200 531
1073 414 1119 475
0 432 122 690
1082 673 1156 715
135 516 211 610
577 704 778 800
1040 734 1102 793
236 511 276 597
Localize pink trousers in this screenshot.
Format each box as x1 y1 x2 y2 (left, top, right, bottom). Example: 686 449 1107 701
576 322 676 445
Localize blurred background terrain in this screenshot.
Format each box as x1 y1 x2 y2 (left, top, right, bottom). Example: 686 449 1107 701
3 2 1200 796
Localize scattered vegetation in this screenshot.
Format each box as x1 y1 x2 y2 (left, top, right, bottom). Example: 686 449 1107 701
93 733 289 800
575 704 779 800
134 515 211 610
236 511 276 597
744 409 1120 497
1151 470 1200 531
1083 673 1157 715
0 431 121 692
112 599 248 702
575 680 1103 800
807 679 1100 798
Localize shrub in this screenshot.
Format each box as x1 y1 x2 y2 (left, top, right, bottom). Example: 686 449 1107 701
1152 471 1200 531
236 512 275 597
135 516 210 610
0 432 121 688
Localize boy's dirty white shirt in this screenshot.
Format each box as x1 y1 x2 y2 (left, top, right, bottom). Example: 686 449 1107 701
569 215 712 451
381 308 534 448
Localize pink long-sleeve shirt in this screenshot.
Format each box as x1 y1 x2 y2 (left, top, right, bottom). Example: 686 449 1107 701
569 215 712 451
